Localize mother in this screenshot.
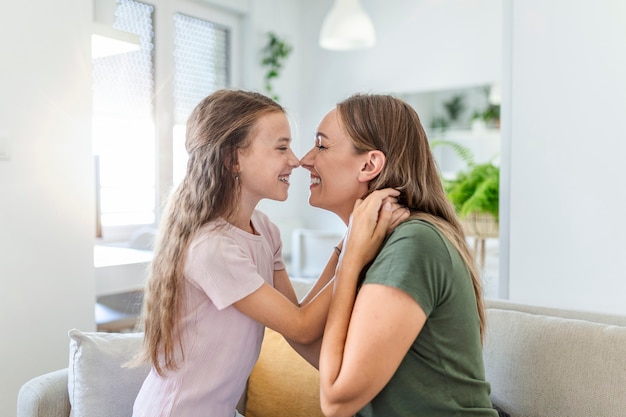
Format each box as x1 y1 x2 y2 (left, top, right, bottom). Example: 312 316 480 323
300 93 496 417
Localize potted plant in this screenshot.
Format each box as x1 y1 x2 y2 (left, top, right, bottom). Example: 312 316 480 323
432 140 499 238
260 32 293 102
445 161 499 238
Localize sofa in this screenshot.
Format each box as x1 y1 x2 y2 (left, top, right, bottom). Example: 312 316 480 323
18 293 626 417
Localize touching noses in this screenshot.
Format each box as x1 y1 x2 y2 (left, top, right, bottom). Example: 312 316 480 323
299 148 315 169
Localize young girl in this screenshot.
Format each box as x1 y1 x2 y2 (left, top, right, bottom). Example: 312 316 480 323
132 89 339 417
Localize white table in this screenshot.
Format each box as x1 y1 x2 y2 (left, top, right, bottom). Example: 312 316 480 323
94 245 153 297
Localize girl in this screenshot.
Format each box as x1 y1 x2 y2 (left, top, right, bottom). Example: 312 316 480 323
300 93 497 417
132 89 340 417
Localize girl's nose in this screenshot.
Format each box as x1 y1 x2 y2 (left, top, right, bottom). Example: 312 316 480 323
288 149 300 167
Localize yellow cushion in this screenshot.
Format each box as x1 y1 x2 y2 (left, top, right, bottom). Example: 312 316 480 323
245 328 324 417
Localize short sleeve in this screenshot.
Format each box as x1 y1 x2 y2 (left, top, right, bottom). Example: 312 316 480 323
253 211 285 271
363 220 455 316
185 236 265 310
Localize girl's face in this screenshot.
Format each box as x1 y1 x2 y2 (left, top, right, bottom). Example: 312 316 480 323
237 112 299 207
300 108 370 224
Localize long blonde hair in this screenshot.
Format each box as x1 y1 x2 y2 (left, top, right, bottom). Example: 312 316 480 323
138 89 284 375
336 93 487 341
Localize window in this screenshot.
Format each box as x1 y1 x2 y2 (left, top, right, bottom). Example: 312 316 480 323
172 13 231 184
93 0 240 241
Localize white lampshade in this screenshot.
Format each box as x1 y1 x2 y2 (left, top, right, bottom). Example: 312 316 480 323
319 0 376 51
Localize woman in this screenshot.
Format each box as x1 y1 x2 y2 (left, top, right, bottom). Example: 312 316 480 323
300 93 496 417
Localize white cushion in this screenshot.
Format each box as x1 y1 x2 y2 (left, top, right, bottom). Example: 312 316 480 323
67 329 149 417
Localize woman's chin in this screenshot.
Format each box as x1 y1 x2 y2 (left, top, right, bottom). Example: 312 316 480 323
308 195 324 209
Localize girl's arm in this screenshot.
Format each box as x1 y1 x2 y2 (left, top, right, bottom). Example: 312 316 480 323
319 189 421 417
273 236 343 307
233 276 332 346
273 247 341 367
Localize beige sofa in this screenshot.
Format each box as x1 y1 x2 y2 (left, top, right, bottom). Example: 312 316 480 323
18 297 626 417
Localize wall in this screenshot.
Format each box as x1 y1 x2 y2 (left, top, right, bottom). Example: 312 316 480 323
292 0 626 316
242 0 310 259
503 0 626 314
0 2 307 413
295 0 503 230
0 1 95 415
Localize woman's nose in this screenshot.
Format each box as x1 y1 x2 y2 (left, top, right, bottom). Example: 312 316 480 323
299 148 314 167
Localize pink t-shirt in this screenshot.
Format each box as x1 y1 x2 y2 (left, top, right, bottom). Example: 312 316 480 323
133 210 285 417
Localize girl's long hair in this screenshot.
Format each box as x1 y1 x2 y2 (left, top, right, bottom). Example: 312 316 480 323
137 89 284 375
336 93 487 342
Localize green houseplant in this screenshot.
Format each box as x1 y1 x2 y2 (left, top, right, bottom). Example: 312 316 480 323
446 162 499 220
431 140 500 238
260 32 293 102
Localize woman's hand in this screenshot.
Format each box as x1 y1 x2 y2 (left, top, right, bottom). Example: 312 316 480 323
341 188 409 269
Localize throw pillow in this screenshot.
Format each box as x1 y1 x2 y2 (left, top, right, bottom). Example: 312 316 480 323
67 329 149 417
245 328 324 417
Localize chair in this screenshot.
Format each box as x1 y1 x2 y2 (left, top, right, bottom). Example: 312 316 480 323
291 228 344 278
95 290 143 332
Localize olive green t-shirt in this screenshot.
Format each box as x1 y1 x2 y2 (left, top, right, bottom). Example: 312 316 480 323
357 219 496 417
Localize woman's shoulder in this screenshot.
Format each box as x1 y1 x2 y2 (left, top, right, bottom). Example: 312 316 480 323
391 218 443 241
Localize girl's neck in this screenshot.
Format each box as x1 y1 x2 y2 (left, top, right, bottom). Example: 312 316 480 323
225 199 257 234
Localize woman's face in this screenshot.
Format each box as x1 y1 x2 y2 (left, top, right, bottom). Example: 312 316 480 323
300 108 370 224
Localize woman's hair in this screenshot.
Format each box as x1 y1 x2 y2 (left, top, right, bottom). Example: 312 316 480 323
336 93 487 341
138 89 284 375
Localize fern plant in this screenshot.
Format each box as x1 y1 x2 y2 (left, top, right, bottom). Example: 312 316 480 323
431 140 499 220
446 163 499 220
261 32 293 102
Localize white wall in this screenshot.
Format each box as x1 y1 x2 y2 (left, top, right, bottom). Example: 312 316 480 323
0 1 95 415
503 0 626 314
0 2 307 413
241 0 312 258
294 0 503 230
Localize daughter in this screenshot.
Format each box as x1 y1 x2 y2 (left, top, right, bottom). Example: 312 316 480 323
132 89 339 417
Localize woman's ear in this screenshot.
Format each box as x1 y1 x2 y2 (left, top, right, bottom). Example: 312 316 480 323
358 150 386 182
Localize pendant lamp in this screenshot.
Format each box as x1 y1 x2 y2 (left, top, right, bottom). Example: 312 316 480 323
319 0 376 51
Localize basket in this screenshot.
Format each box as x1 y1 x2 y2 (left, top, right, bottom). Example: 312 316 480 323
461 212 499 239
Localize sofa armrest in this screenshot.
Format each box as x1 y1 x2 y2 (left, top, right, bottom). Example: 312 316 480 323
17 368 70 417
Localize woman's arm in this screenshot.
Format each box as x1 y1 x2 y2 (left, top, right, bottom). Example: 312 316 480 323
318 189 418 417
319 283 426 417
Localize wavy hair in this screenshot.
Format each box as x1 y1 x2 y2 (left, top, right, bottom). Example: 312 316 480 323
336 93 487 341
136 89 284 375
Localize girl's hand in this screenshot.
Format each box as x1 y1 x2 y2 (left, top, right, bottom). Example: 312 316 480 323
341 188 409 269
